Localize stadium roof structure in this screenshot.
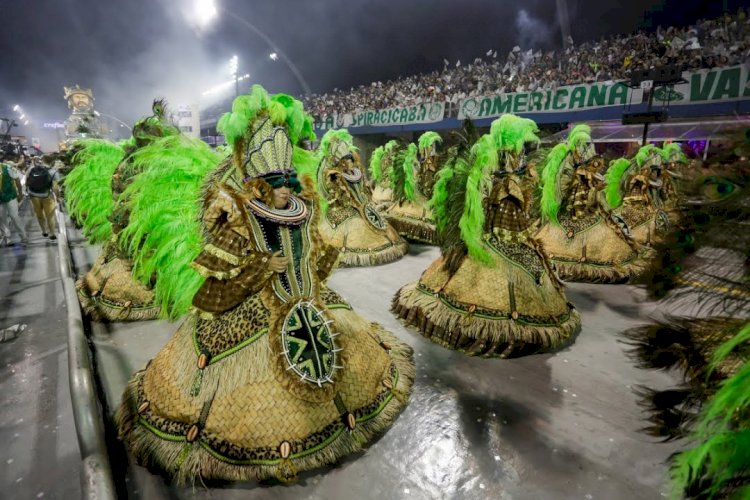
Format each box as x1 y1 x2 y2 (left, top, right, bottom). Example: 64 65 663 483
542 116 750 144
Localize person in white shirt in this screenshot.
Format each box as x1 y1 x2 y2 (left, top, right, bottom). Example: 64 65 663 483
0 154 28 246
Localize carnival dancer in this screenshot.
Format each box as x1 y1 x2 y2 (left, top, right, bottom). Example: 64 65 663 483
306 129 407 267
116 86 414 484
384 138 438 244
66 100 201 321
536 124 651 282
622 139 750 498
368 139 400 209
605 144 671 246
417 131 443 199
392 115 580 358
657 143 688 225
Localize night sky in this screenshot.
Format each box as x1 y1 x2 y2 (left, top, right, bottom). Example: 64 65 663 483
0 0 740 128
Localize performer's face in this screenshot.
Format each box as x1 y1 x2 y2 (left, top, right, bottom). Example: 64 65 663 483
273 186 290 209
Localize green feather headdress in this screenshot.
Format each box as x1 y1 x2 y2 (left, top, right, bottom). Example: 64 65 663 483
318 129 357 161
540 142 571 225
459 133 499 264
660 143 687 163
605 158 633 208
306 128 358 215
489 114 540 156
418 131 442 155
566 123 592 150
635 144 660 167
64 139 125 243
384 140 399 154
119 134 223 319
217 84 316 151
369 146 385 183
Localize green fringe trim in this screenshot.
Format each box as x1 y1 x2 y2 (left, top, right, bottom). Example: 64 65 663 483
114 330 415 485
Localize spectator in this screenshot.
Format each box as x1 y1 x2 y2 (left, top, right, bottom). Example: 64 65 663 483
301 8 750 118
0 154 28 247
25 156 60 240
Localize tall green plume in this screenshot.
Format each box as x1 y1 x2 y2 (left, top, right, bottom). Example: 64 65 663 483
402 143 418 202
270 93 317 145
418 131 442 152
490 114 540 154
669 322 750 499
567 124 592 150
318 129 356 158
460 133 499 264
388 149 407 202
635 144 658 166
64 139 125 243
541 143 571 225
369 146 385 182
660 143 687 163
384 140 399 154
430 158 456 233
119 134 223 319
605 158 632 208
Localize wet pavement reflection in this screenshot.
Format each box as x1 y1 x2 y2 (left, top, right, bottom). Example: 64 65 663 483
76 237 681 499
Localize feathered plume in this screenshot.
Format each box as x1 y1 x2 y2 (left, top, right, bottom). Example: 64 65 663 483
540 143 570 225
635 144 658 167
400 143 418 202
64 139 125 243
566 123 592 150
369 146 385 183
119 135 223 319
605 158 632 208
460 134 499 264
418 131 442 154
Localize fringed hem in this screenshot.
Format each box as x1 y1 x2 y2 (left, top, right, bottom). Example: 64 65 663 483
385 216 436 245
337 240 409 268
391 281 581 358
552 257 650 284
76 279 161 322
114 330 415 485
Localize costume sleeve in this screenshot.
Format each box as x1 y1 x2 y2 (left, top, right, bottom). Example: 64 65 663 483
315 242 340 282
191 190 276 316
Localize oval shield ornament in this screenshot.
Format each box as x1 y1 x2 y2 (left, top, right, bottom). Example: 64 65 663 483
364 203 386 230
281 301 338 386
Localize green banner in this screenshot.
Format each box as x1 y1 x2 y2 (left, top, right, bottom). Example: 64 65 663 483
315 102 445 131
458 82 634 119
653 64 750 104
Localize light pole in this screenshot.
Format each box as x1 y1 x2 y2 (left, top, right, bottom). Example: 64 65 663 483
229 55 239 97
194 0 312 95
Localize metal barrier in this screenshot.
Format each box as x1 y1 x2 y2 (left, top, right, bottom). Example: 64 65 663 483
57 210 117 500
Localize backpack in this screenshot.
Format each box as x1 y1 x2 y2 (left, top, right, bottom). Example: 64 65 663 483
26 165 53 194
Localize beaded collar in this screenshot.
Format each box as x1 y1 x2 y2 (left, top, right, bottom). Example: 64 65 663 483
246 195 309 225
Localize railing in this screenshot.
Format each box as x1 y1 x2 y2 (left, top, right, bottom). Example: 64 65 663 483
57 210 116 500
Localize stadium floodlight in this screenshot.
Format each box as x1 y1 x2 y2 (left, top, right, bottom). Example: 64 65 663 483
202 74 250 97
270 53 278 61
23 120 28 125
194 0 218 28
229 55 239 77
13 105 20 111
19 114 25 120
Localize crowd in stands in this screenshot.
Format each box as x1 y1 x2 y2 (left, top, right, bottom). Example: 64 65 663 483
301 8 750 117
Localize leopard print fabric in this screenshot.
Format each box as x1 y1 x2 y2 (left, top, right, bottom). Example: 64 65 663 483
486 235 546 283
195 294 271 357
